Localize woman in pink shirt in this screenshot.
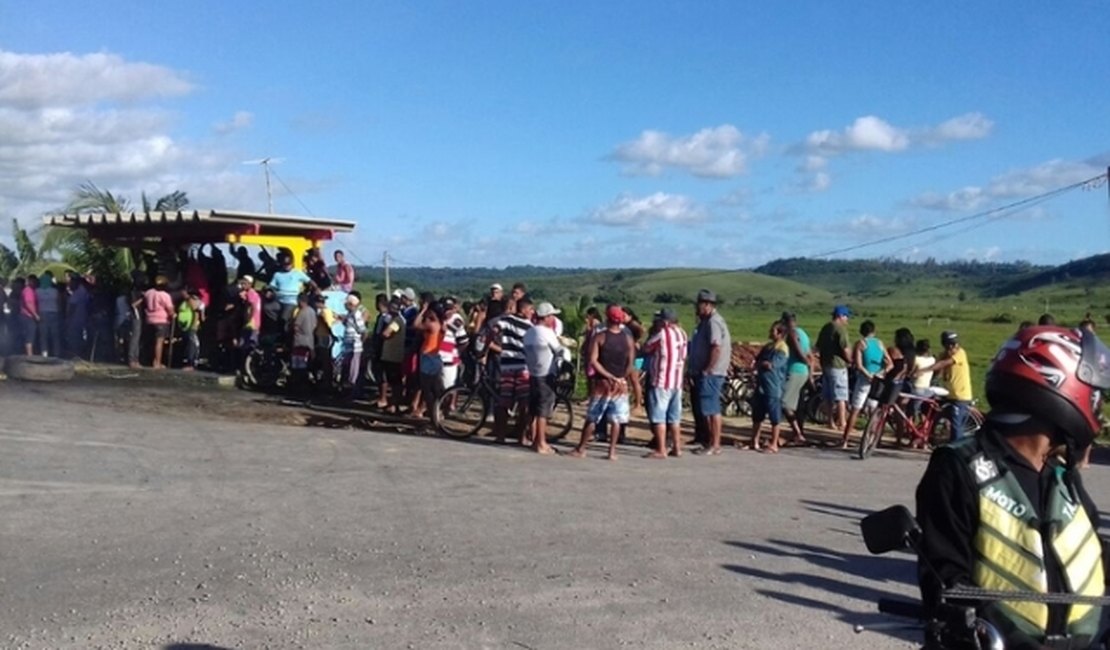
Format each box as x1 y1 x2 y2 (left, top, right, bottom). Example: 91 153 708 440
143 276 175 369
19 275 39 356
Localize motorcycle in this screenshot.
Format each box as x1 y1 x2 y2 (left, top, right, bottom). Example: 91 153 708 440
858 505 1110 649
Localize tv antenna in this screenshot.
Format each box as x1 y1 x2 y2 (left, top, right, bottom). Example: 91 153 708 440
242 157 285 213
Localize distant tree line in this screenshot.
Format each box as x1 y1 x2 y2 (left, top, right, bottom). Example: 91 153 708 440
754 257 1045 279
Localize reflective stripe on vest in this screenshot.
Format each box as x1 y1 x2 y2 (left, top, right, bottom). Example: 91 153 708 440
958 443 1105 640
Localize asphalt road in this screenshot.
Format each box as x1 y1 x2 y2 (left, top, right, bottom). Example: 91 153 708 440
3 380 1108 650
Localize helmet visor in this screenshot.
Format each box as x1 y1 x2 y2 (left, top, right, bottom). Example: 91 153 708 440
1078 329 1110 390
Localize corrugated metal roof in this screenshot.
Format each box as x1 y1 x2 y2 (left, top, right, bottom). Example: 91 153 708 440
43 209 355 232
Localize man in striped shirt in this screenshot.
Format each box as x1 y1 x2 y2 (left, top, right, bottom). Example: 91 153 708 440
438 297 469 390
642 308 688 458
490 296 534 444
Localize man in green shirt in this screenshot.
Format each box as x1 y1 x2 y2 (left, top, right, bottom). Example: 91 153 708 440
815 305 852 435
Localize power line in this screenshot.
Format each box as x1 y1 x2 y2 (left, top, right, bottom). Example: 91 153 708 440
886 191 1063 258
810 173 1107 259
267 167 316 218
265 166 376 268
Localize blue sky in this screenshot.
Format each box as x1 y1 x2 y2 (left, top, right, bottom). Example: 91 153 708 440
1 0 1108 269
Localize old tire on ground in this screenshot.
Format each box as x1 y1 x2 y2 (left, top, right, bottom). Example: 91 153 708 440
5 355 76 382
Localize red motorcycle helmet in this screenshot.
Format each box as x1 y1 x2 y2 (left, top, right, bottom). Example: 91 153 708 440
986 326 1110 447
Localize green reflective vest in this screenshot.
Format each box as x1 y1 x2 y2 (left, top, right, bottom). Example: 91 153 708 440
951 438 1104 640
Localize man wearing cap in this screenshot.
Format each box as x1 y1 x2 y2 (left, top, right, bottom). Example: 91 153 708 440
925 331 974 439
781 311 811 445
269 253 312 329
642 307 688 458
688 289 731 455
523 302 567 454
816 305 852 434
570 304 636 460
490 296 535 443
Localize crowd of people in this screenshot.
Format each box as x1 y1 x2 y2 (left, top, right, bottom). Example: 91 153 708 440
2 248 1103 468
0 244 359 373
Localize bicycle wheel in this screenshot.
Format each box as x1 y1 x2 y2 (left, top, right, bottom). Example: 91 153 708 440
966 408 985 436
805 390 829 425
547 397 575 441
435 386 487 439
720 382 739 417
930 405 986 445
245 349 286 389
736 384 754 417
929 411 952 446
858 406 888 459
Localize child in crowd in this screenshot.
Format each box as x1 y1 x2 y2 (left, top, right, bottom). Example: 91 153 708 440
177 290 204 370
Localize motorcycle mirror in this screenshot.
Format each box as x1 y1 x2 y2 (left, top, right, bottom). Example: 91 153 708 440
860 505 920 555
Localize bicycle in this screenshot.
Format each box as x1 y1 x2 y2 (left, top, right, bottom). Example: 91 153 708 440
434 359 576 440
801 373 829 425
720 365 755 417
242 334 289 389
857 386 984 459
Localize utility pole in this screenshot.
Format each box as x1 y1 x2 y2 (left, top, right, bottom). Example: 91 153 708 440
384 250 392 295
261 158 274 214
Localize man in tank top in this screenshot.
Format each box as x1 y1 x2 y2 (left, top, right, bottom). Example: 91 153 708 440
568 304 636 461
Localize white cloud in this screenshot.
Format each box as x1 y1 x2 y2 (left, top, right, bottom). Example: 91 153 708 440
716 188 752 207
791 154 831 192
0 50 192 109
609 125 769 178
910 186 987 212
213 110 254 135
846 213 915 234
514 217 580 236
423 222 451 240
804 112 992 155
927 112 994 142
800 155 828 172
911 158 1104 212
985 159 1102 197
588 192 706 229
0 50 263 222
807 115 910 154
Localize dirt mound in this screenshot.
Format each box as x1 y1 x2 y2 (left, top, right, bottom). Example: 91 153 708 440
730 342 762 370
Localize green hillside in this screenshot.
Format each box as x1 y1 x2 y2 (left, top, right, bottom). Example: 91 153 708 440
619 268 833 307
988 253 1110 297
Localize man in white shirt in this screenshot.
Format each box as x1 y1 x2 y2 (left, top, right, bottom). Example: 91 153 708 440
523 302 567 455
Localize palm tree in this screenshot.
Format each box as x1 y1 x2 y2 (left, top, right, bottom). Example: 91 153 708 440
0 218 40 277
37 182 190 291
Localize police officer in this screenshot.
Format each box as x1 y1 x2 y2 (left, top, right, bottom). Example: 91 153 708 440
916 326 1110 649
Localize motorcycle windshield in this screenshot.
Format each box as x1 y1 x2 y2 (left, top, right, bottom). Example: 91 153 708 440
1078 329 1110 390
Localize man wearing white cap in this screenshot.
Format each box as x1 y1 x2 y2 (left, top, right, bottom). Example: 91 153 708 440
523 302 567 454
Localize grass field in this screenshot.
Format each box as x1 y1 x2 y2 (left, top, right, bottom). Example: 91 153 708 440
354 263 1110 408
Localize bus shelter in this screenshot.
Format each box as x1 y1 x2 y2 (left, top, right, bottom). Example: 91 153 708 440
42 209 359 368
42 209 356 270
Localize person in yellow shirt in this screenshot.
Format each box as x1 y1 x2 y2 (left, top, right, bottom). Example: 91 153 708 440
927 331 973 439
